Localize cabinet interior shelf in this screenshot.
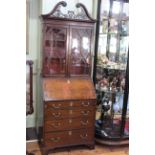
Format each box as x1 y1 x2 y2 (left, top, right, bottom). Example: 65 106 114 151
102 16 129 21
97 64 127 71
99 32 128 36
46 39 66 42
96 88 124 94
113 114 129 119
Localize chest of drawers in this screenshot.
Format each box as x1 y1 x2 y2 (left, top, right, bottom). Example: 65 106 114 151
41 78 96 155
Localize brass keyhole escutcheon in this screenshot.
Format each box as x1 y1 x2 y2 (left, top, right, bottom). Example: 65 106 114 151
68 131 72 136
69 119 72 124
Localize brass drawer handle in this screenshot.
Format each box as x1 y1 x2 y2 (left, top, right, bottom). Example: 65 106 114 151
81 101 90 106
51 123 60 128
68 131 72 135
81 111 90 115
52 112 61 117
81 120 89 125
80 134 88 139
70 102 73 106
50 137 60 142
69 119 72 124
52 103 61 108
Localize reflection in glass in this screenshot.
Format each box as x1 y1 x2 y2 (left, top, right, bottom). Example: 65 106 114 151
82 37 89 50
110 19 118 34
43 27 66 75
113 93 124 114
122 3 129 17
100 0 110 18
121 20 129 36
120 37 128 53
72 38 78 48
102 20 108 33
98 34 107 55
70 29 92 75
109 35 117 62
112 1 121 15
119 36 128 63
109 36 117 53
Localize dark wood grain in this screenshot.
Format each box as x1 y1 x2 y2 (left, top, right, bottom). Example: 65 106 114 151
40 2 96 155
42 78 96 101
41 1 96 23
44 117 94 132
44 129 94 148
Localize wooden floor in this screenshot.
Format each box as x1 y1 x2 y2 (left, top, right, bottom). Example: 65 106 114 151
26 141 129 155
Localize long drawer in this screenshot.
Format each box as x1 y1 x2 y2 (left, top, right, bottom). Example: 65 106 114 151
44 117 94 132
45 100 96 110
44 108 94 120
44 129 94 147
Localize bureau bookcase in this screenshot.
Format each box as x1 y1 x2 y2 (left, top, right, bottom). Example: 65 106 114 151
40 1 96 154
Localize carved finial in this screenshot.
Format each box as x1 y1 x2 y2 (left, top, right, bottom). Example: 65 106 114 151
42 1 67 18
76 3 95 21
41 1 96 22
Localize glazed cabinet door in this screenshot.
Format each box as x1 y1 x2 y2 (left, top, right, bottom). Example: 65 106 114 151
69 27 93 76
42 25 69 76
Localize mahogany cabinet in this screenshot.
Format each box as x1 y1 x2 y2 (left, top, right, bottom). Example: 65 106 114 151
42 4 95 77
40 1 96 154
42 25 93 77
41 78 96 154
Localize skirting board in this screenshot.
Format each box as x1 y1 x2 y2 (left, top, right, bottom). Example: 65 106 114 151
26 127 38 141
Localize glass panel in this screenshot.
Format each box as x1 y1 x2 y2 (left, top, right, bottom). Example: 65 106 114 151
109 18 118 34
98 34 107 57
122 2 129 18
95 69 126 138
108 34 117 62
70 28 92 76
43 26 67 75
112 1 121 17
100 0 109 34
119 36 128 63
100 0 110 18
100 19 108 34
121 20 129 36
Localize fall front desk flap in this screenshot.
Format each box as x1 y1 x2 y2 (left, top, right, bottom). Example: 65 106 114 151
42 78 96 101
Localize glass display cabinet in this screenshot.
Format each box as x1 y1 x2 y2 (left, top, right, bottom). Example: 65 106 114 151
93 0 129 145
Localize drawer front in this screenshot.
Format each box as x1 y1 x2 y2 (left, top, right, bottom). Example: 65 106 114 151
44 129 94 147
44 117 94 132
45 100 96 110
45 108 94 120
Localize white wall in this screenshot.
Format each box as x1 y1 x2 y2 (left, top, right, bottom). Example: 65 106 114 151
26 0 41 127
26 0 97 128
